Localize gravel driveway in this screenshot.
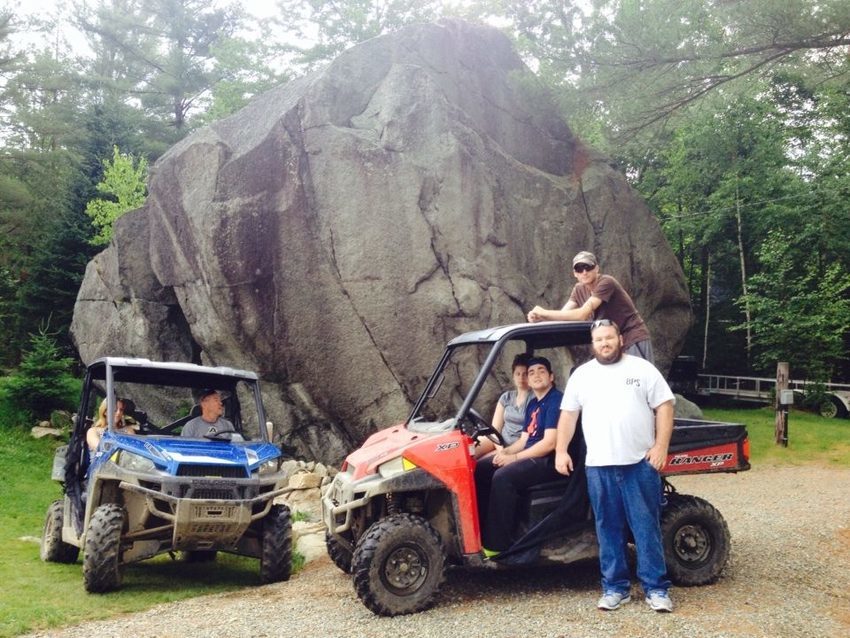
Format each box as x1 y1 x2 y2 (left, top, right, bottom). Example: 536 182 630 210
23 466 850 638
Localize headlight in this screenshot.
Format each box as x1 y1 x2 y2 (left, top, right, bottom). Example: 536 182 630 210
114 450 156 473
378 456 416 478
257 459 279 475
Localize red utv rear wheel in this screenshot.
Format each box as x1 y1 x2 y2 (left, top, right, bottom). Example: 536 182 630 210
352 513 445 616
661 494 730 586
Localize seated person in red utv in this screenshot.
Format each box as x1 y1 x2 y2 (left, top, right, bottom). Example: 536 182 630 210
474 356 564 555
475 353 532 458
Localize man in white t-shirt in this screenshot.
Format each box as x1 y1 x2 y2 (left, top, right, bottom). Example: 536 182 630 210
555 319 675 613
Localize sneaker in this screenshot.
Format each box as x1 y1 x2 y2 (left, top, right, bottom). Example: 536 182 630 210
597 591 631 610
645 591 673 612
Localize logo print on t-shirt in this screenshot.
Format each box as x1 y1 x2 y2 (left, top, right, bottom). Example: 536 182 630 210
526 406 540 439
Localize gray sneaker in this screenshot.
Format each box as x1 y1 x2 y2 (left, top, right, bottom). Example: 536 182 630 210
645 591 673 612
597 591 631 610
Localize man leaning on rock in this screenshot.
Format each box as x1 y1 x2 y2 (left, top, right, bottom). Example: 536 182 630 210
527 251 654 363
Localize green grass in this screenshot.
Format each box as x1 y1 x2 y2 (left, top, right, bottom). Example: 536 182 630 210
702 404 850 466
292 509 312 522
0 427 303 638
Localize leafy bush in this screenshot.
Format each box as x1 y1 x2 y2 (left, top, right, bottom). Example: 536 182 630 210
799 382 830 413
0 331 79 424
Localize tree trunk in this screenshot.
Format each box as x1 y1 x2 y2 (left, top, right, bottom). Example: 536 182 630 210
702 258 711 370
735 181 752 364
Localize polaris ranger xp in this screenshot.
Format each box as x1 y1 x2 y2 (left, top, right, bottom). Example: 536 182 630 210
322 321 750 616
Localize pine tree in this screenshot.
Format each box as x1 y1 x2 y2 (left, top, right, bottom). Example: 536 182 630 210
1 328 79 421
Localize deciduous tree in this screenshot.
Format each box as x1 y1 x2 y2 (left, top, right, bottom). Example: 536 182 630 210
85 145 148 245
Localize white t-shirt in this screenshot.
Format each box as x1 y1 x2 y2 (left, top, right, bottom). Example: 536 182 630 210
561 354 675 467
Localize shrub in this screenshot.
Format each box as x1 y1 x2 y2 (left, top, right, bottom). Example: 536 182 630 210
50 409 76 432
800 382 830 413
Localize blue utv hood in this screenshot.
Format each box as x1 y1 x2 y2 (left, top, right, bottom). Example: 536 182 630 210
104 433 280 475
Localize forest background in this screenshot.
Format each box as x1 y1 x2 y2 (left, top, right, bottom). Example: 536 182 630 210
1 0 849 421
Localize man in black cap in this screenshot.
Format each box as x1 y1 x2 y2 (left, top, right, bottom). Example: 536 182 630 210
473 356 563 556
527 250 654 363
181 389 235 438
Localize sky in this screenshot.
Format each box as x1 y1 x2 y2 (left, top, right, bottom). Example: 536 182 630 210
3 0 283 55
6 0 280 18
2 0 502 67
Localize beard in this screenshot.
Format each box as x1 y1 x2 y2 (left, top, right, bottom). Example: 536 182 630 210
594 346 623 365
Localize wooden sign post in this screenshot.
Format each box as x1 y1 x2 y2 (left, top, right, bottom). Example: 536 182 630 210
775 362 789 446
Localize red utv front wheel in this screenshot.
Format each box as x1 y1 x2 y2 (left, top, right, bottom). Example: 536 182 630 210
326 531 353 574
351 513 446 616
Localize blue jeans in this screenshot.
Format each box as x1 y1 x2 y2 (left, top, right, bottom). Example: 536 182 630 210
586 460 670 595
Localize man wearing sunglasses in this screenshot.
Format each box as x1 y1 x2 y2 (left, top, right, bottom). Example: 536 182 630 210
526 251 654 363
555 319 675 613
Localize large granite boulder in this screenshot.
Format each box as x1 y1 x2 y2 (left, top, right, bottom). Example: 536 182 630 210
71 20 691 465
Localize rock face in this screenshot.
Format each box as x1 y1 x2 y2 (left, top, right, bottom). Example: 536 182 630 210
71 20 691 465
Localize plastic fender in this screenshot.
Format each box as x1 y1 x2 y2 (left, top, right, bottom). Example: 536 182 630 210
400 431 480 554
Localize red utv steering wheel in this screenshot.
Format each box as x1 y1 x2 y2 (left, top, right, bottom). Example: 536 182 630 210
466 408 506 447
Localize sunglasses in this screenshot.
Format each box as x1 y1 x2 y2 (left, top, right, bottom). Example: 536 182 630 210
591 319 616 330
573 263 595 273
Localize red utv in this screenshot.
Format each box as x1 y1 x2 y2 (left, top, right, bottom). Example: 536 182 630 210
322 322 750 616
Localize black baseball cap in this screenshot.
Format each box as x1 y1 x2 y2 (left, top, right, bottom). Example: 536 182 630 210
526 356 552 373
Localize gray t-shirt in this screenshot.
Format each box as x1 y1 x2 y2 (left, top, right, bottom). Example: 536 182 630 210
498 389 532 445
181 416 235 438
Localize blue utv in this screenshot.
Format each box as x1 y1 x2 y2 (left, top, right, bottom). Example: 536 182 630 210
40 357 292 592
